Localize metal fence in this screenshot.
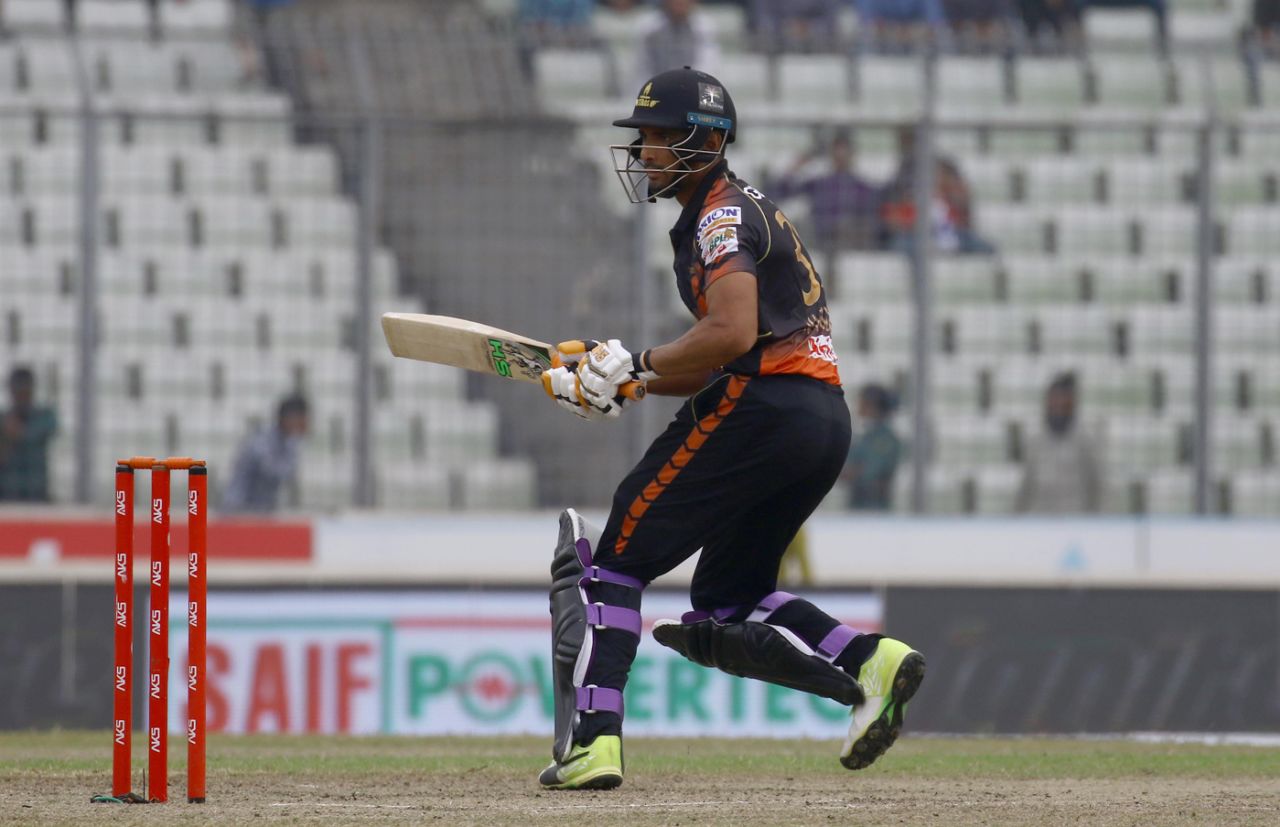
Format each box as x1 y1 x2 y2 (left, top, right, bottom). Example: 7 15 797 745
2 31 1278 516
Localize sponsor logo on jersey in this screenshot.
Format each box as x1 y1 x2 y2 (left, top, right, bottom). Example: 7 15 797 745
696 206 740 238
700 227 739 264
807 334 839 364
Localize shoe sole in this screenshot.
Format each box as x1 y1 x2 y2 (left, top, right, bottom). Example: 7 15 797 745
840 651 926 771
543 769 623 791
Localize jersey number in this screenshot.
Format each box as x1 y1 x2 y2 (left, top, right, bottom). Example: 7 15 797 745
774 210 821 306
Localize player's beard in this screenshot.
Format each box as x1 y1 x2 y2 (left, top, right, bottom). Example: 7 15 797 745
646 168 684 200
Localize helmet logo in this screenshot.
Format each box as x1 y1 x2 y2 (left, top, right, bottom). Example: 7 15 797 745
698 83 725 114
636 82 659 109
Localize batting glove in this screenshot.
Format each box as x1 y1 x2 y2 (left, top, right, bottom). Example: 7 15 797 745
542 364 606 421
562 339 659 416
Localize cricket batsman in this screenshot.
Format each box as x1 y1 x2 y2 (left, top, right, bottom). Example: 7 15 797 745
539 67 925 790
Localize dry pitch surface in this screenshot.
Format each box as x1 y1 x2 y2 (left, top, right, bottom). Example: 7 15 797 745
3 732 1279 826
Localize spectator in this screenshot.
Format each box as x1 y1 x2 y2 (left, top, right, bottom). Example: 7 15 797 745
519 0 595 45
221 394 309 514
1255 0 1280 55
1016 0 1082 51
0 367 58 503
1077 0 1168 53
769 129 883 252
882 126 996 256
237 0 296 88
637 0 719 83
846 384 902 511
1016 373 1103 514
854 0 949 52
751 0 842 52
942 0 1015 52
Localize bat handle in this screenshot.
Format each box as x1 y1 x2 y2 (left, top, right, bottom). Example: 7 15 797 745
620 381 646 401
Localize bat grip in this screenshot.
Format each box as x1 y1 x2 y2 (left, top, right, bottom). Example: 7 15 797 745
620 381 646 401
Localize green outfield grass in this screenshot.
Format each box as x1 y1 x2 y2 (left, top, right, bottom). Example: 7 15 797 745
2 731 1278 826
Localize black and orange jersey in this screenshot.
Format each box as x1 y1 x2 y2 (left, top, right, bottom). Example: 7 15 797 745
669 161 841 386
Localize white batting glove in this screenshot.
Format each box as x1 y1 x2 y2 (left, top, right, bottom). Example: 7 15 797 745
542 364 605 421
565 339 659 417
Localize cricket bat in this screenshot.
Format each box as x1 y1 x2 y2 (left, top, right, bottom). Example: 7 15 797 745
381 313 645 399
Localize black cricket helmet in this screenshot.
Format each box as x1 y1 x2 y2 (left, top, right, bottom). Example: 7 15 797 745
611 67 737 203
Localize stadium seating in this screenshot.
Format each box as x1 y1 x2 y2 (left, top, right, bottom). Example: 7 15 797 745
7 0 1279 516
0 6 536 510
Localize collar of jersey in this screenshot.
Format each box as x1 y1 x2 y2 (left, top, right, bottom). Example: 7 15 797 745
673 160 730 234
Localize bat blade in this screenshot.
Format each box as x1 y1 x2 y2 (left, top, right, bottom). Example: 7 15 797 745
381 313 554 384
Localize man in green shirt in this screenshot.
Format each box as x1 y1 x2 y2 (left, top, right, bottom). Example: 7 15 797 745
0 367 58 502
847 383 901 510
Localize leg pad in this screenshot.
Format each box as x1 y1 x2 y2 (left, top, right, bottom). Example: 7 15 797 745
653 618 864 706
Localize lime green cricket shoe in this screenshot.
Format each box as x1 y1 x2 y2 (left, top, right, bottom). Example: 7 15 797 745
538 735 624 790
840 638 925 770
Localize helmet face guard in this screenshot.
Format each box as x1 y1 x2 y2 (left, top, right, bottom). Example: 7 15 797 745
610 118 728 204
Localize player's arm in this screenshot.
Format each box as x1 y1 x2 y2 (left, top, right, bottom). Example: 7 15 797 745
646 271 758 377
563 272 758 412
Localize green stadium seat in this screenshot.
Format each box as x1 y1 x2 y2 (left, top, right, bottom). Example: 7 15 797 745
1212 416 1275 471
944 306 1028 355
975 464 1022 514
934 257 1001 304
1216 161 1279 205
1126 306 1194 355
1105 159 1190 205
855 56 923 116
936 57 1007 117
1230 470 1280 516
1225 208 1280 255
157 0 232 36
777 55 852 110
1141 467 1195 513
1031 305 1116 355
934 415 1011 465
459 460 538 509
715 53 771 108
962 157 1014 203
1 0 68 31
845 306 914 356
535 49 614 107
1105 417 1189 473
980 204 1049 254
931 355 989 410
1172 57 1250 114
1215 306 1280 353
1002 257 1083 305
1013 57 1087 112
1089 56 1172 112
832 253 911 306
80 0 150 33
1089 258 1184 305
1083 8 1163 53
1023 158 1102 204
1141 208 1201 257
1056 207 1132 255
1214 259 1279 304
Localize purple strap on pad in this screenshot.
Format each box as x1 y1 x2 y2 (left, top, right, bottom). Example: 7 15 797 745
574 537 594 567
584 603 642 635
575 685 624 715
580 566 644 590
816 625 857 660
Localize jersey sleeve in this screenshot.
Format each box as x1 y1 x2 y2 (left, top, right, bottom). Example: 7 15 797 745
694 202 764 288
